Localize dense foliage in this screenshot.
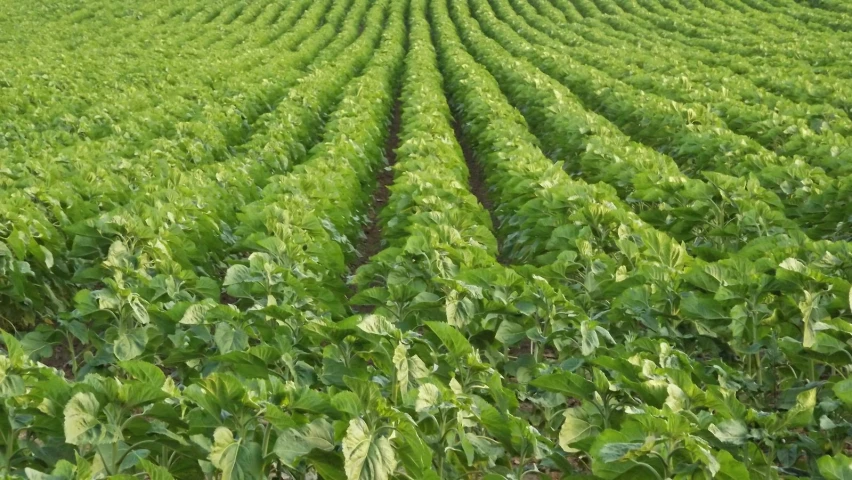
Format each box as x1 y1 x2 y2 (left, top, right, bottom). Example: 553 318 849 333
1 0 852 478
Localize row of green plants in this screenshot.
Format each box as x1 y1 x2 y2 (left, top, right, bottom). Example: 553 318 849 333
803 0 852 16
476 0 852 242
729 0 852 33
439 0 852 477
594 0 852 116
0 0 305 152
615 0 851 71
2 0 852 478
467 0 814 259
0 0 365 324
515 0 852 180
0 0 408 477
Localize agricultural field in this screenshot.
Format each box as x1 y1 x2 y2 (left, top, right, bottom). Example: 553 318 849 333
2 0 852 477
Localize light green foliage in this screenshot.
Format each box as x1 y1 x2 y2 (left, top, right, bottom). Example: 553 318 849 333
1 0 852 477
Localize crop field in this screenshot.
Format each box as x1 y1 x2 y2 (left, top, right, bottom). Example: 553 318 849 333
2 0 852 478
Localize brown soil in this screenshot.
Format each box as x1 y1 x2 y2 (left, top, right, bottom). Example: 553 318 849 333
41 336 84 379
350 98 402 274
451 117 506 264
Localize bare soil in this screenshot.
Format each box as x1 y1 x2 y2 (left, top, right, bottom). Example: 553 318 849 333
452 117 507 264
350 98 402 274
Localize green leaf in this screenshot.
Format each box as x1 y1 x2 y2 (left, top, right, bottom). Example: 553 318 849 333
833 378 852 406
120 382 169 409
195 277 221 300
210 427 262 480
119 360 165 384
580 320 599 356
20 331 53 360
445 290 474 328
64 392 119 446
709 420 748 445
138 458 175 480
180 302 215 325
393 343 410 396
274 419 336 467
24 468 67 480
818 454 852 480
223 265 253 286
530 371 595 398
394 418 434 477
425 321 472 365
415 383 442 413
598 442 643 463
343 418 397 480
559 409 594 451
680 295 727 320
495 321 526 346
0 368 24 398
357 314 397 336
113 328 148 361
40 246 54 269
785 387 817 428
214 323 248 354
130 296 150 325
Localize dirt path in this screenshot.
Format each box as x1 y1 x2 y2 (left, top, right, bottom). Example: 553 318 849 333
350 98 402 274
452 117 505 263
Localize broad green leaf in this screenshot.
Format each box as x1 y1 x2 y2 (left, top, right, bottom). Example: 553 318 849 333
495 321 526 346
40 246 54 269
393 343 410 396
581 320 599 356
392 343 430 397
785 388 817 427
559 409 594 452
113 328 148 361
0 361 24 398
425 321 472 364
119 360 165 384
138 458 175 480
120 382 169 409
358 314 397 336
180 302 214 325
530 371 595 398
598 442 643 463
680 295 727 320
210 427 262 480
64 392 119 446
415 383 442 413
332 391 363 418
20 331 53 359
833 378 852 406
343 419 397 480
394 419 435 478
799 291 820 349
779 258 807 274
716 449 749 479
24 468 68 480
664 384 687 413
274 419 336 467
214 322 248 354
709 420 748 445
818 454 852 480
129 296 149 325
223 265 253 286
445 290 474 328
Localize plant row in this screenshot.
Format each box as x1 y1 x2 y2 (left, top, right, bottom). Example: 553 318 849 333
0 0 366 323
437 0 852 477
475 0 852 242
